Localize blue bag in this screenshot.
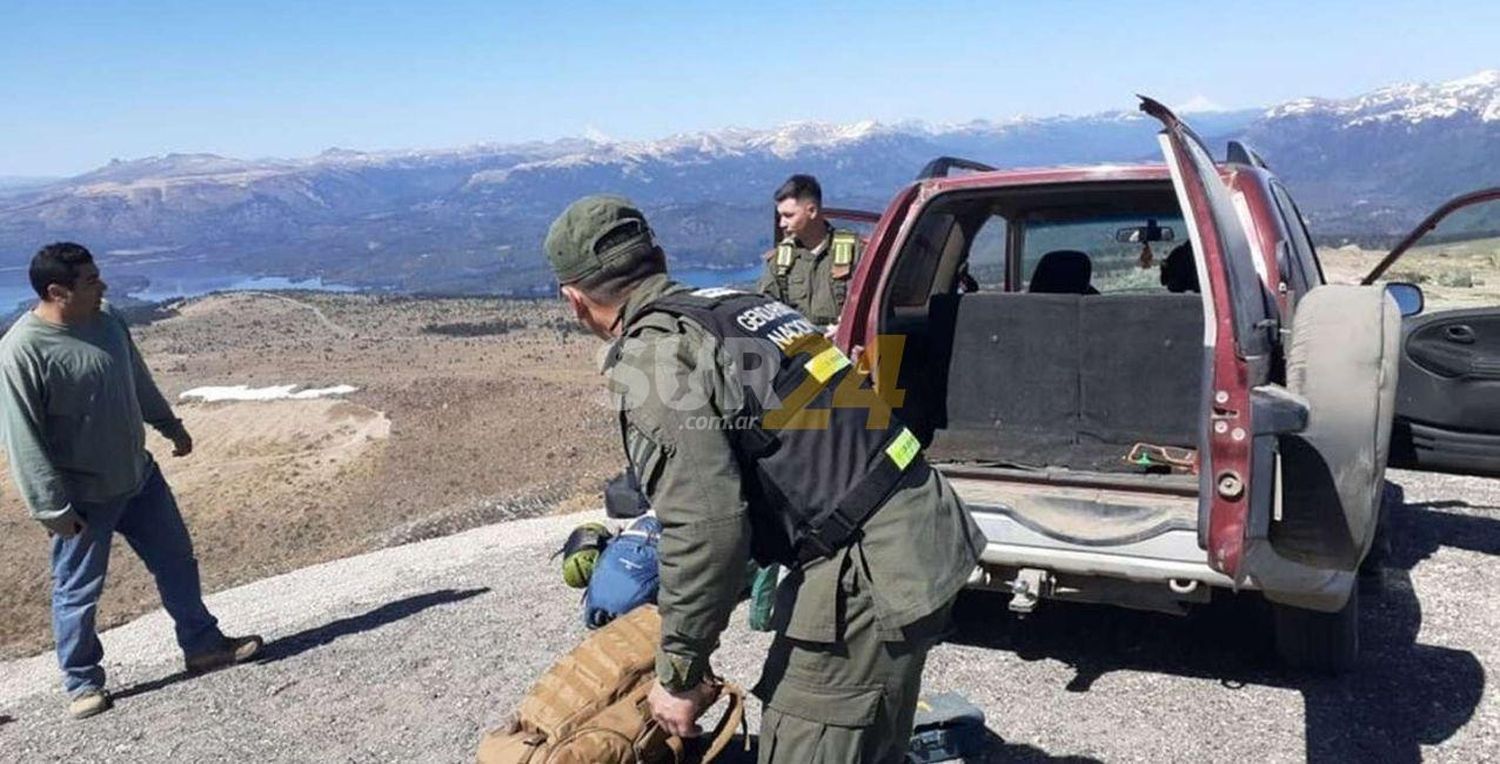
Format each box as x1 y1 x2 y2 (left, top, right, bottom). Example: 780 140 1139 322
583 515 662 629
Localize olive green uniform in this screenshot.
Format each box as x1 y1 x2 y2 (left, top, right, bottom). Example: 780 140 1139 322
606 274 985 763
756 225 862 327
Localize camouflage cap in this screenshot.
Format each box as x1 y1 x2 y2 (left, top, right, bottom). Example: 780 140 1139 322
544 195 657 284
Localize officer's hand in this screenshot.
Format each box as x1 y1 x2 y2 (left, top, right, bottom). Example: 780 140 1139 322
648 680 719 739
170 429 193 457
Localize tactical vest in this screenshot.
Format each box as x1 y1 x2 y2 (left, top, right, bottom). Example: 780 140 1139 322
774 229 860 308
623 287 928 566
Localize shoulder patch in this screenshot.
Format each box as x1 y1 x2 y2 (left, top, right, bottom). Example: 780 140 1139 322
831 230 859 267
775 242 795 271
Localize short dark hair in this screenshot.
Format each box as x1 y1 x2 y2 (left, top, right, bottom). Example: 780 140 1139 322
574 245 668 305
774 174 822 206
30 242 95 299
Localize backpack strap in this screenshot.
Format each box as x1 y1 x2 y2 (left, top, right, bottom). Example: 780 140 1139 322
623 681 745 763
699 683 749 763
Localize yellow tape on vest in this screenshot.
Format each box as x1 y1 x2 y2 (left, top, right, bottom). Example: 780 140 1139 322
886 428 921 470
804 346 851 383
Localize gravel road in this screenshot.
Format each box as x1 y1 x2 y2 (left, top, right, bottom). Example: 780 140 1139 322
1 468 1496 763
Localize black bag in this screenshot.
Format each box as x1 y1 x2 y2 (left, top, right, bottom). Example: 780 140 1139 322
604 468 651 519
908 692 988 763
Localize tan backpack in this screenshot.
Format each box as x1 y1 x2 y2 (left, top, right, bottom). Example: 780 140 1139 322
477 605 746 764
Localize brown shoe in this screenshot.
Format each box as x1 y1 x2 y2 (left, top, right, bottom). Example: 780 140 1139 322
184 634 264 675
68 689 112 720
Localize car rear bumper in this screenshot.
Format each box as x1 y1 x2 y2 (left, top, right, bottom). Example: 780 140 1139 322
969 508 1356 612
970 507 1235 588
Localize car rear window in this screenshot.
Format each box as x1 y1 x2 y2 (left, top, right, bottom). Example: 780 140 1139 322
1020 214 1191 293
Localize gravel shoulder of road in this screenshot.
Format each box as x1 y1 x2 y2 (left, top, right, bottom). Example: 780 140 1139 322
0 470 1497 762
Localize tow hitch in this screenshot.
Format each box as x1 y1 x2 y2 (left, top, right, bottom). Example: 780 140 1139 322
1008 568 1054 614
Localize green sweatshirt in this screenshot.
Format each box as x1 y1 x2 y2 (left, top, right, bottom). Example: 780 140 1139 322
0 303 182 533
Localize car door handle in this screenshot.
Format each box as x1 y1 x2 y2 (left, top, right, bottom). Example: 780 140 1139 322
1445 325 1476 344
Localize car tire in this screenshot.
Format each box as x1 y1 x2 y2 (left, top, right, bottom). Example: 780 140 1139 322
1272 586 1359 674
1275 285 1402 571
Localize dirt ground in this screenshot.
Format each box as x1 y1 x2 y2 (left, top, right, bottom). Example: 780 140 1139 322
1319 235 1500 310
0 292 619 659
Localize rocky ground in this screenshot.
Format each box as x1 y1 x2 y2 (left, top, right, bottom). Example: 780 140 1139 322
0 292 619 660
0 468 1496 763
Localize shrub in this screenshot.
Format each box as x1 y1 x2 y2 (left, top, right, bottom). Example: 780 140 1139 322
421 319 515 337
1436 269 1474 288
1387 270 1429 285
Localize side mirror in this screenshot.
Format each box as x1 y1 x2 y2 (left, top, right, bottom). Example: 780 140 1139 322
1385 282 1425 317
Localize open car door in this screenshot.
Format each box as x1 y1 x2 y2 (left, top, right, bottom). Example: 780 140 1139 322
1362 187 1500 477
1141 97 1276 582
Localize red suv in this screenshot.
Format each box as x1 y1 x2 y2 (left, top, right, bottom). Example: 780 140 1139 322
832 97 1500 671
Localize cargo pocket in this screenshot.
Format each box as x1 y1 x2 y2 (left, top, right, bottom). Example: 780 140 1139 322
759 680 892 764
623 422 672 499
763 678 885 727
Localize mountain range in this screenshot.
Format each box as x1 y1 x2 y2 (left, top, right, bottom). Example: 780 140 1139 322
1 71 1496 295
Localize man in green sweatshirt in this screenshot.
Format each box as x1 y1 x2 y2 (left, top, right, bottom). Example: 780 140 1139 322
0 243 262 720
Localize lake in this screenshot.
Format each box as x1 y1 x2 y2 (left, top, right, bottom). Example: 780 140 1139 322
0 272 357 314
0 262 765 313
674 265 763 288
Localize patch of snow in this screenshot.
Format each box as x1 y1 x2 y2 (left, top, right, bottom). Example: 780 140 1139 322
1448 69 1500 89
1177 95 1226 114
1266 97 1326 118
179 384 359 402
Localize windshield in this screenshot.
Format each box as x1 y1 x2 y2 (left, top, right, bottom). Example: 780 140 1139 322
1020 213 1192 294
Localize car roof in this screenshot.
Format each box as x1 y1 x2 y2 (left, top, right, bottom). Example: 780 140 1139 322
920 164 1173 195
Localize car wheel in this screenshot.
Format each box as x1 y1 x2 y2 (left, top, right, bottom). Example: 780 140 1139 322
1272 586 1359 674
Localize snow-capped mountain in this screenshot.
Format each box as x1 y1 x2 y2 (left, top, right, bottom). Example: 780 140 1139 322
1242 70 1500 237
0 71 1494 294
1267 69 1500 125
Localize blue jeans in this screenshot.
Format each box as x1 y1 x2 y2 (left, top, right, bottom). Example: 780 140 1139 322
50 464 222 696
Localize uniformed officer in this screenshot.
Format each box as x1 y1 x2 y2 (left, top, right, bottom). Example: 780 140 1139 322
545 195 986 763
756 174 862 328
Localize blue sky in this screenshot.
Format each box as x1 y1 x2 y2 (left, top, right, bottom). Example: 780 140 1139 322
1 0 1496 177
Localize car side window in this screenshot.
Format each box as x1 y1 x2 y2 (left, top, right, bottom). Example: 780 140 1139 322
1270 183 1325 291
965 215 1007 288
889 210 958 307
